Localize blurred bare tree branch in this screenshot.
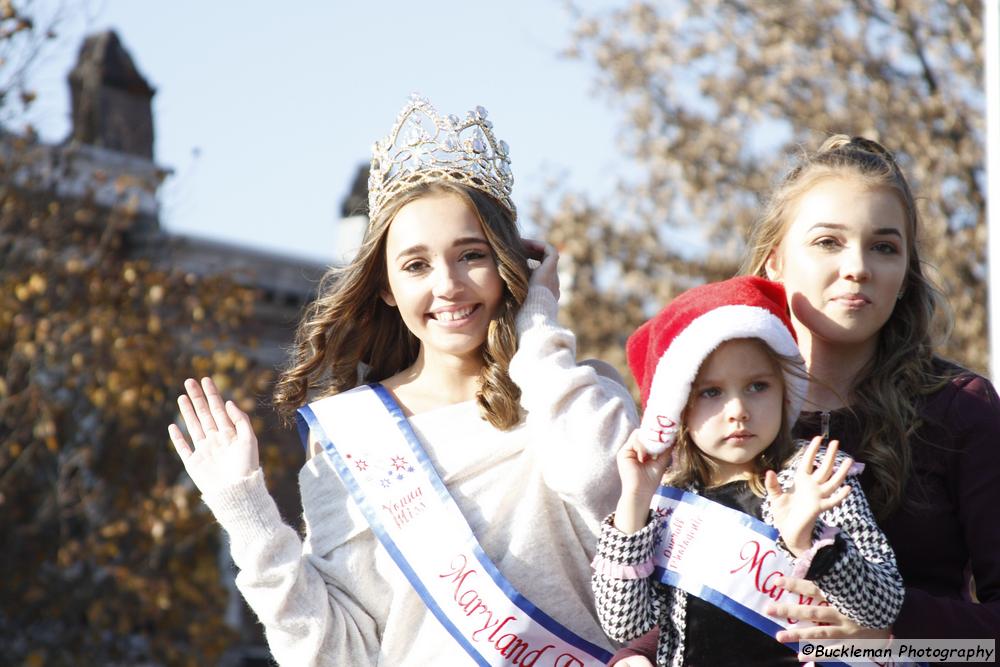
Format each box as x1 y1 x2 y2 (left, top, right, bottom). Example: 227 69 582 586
539 0 984 385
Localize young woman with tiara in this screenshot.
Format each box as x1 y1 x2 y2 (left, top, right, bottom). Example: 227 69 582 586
609 135 1000 665
168 94 638 666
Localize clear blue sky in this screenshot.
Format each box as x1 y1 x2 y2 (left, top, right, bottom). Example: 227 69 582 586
20 1 626 263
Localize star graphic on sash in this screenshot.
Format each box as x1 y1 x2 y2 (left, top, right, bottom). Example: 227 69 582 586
396 473 404 480
355 459 368 471
391 456 409 471
380 479 391 488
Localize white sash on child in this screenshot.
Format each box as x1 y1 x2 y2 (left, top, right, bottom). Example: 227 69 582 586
297 384 612 667
650 486 856 664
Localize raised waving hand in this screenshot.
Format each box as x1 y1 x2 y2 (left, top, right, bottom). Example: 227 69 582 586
168 377 260 492
765 436 853 556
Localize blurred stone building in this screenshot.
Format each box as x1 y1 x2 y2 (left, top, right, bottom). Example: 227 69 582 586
23 29 348 666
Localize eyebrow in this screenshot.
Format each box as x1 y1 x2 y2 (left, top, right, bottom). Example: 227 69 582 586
693 370 779 387
808 222 903 238
394 236 490 260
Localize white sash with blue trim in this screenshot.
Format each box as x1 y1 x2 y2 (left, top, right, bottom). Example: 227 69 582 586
651 486 855 665
297 384 612 667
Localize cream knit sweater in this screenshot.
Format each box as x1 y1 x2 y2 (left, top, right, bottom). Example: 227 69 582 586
200 286 638 666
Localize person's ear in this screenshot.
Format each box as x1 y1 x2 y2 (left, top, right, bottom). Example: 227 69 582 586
764 251 782 281
381 290 397 307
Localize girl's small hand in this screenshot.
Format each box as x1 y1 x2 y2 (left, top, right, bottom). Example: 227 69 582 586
613 430 672 534
521 238 560 301
766 576 891 644
765 436 853 556
168 377 260 492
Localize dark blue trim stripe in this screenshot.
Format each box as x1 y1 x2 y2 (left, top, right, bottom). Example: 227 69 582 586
296 402 491 667
655 565 786 638
294 410 312 453
369 384 613 663
652 490 851 667
469 545 614 661
655 485 780 540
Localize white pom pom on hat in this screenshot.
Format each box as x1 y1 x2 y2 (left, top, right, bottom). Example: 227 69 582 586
626 275 808 455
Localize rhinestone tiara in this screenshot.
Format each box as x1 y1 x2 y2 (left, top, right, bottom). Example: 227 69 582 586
367 93 515 222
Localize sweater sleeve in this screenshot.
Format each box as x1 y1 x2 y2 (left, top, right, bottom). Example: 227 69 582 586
591 514 665 643
509 285 640 507
808 471 905 629
201 469 379 667
894 374 1000 638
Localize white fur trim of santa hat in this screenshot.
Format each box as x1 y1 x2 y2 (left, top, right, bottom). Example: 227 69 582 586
638 304 808 455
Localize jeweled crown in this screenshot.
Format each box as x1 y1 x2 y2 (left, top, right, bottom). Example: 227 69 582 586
367 94 515 222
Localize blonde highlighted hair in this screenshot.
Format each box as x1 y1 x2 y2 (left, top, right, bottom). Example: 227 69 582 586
273 181 530 431
740 134 953 516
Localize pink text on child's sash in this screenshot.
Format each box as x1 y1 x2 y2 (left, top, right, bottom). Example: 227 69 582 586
658 502 830 628
729 539 831 625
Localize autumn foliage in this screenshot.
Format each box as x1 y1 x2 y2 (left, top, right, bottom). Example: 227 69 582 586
0 137 278 663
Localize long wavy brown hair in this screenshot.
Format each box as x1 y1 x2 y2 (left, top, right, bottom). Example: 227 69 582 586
665 339 801 496
273 181 531 430
740 135 953 517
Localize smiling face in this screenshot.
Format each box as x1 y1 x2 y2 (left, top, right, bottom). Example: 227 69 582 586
685 338 785 486
765 176 909 356
382 192 504 366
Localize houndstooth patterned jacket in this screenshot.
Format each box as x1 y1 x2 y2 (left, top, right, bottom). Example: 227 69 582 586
592 447 905 667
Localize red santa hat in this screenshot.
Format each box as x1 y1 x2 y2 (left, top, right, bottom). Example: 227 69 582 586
626 275 807 455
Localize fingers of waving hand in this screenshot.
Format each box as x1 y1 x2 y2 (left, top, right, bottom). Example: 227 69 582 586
818 445 854 491
796 435 823 475
186 376 222 436
764 469 783 501
176 378 209 442
798 438 854 510
168 422 192 459
796 438 850 492
169 378 260 488
201 376 238 440
814 438 840 480
818 482 852 512
226 399 259 470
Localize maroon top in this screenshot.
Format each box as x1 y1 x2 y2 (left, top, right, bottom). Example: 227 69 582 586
609 363 1000 663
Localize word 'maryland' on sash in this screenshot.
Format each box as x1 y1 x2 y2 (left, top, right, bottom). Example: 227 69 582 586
650 486 852 666
296 384 612 667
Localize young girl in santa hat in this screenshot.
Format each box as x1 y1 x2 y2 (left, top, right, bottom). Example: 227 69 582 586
591 275 904 666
